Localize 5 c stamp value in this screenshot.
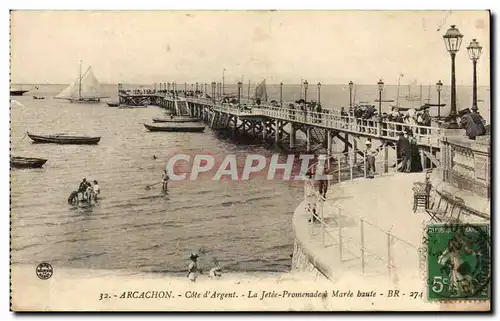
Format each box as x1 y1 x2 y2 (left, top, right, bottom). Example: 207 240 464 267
426 223 490 301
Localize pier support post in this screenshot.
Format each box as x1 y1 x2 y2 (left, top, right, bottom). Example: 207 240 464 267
290 124 296 149
262 120 266 141
343 133 349 153
251 121 256 137
233 116 238 136
275 120 280 144
383 142 389 173
353 138 358 164
306 127 311 152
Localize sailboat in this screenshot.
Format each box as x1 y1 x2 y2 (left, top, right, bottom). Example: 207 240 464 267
405 80 421 102
55 62 108 103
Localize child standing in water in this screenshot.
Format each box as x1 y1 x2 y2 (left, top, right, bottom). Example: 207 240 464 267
187 253 201 282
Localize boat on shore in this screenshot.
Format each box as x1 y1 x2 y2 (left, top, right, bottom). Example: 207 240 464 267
106 102 120 107
143 123 205 133
152 117 200 123
11 156 48 169
33 96 45 100
27 132 101 145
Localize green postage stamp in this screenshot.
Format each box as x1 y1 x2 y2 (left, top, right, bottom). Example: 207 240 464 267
425 223 490 301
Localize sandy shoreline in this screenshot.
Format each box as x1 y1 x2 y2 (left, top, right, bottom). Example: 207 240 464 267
12 263 490 311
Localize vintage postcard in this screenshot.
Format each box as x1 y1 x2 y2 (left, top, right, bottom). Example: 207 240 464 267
9 10 491 312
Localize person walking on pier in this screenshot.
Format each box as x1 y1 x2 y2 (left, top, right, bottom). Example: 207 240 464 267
305 170 318 223
365 141 378 178
397 131 411 172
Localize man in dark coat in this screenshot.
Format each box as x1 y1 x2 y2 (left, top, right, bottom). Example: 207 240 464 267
459 108 486 140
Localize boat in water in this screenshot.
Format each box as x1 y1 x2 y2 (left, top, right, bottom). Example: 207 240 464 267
10 90 30 96
33 96 45 100
152 117 200 123
55 62 108 103
143 123 205 133
11 156 48 169
106 102 120 107
27 132 101 145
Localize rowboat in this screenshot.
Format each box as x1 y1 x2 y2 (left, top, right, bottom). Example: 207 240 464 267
152 117 200 123
10 90 29 96
27 132 101 145
143 123 205 133
11 156 47 168
106 102 120 107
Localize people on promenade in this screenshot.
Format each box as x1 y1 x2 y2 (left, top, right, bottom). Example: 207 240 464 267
365 141 378 178
408 130 423 172
398 131 411 172
318 165 330 199
459 108 486 140
305 170 318 223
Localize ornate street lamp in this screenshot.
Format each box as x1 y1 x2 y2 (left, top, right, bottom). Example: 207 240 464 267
377 79 384 115
237 81 243 103
304 80 309 103
184 82 187 94
211 81 216 102
442 25 464 128
317 82 322 105
467 38 482 113
196 82 199 92
279 82 283 105
348 81 354 107
436 80 443 119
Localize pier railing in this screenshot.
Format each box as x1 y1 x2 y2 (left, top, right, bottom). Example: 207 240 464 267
202 100 441 146
303 153 420 280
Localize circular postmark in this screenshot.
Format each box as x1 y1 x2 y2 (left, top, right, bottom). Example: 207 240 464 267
425 222 490 301
36 262 53 280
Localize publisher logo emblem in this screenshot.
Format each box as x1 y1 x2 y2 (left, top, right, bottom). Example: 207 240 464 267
36 262 53 280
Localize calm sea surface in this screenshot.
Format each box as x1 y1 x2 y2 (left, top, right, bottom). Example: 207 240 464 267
10 83 490 275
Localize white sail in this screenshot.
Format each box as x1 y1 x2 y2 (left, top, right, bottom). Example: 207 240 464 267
55 63 106 101
55 77 81 99
79 67 101 99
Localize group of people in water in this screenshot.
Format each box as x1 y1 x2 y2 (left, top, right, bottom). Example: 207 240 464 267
67 178 100 206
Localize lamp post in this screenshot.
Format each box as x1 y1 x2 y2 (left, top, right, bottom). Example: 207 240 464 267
467 38 482 113
377 79 384 115
317 82 322 105
304 80 309 103
348 81 354 107
184 83 187 94
204 83 208 96
279 82 283 106
196 82 199 93
436 80 443 119
442 25 464 128
237 81 242 104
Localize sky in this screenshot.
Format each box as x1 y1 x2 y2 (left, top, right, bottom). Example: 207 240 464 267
10 10 490 86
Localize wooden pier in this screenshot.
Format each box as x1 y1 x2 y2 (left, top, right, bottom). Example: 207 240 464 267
118 86 446 172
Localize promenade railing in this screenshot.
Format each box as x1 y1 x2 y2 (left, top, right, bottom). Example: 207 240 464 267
303 153 420 280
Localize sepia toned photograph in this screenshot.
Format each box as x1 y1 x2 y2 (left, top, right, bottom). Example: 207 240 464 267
9 10 491 312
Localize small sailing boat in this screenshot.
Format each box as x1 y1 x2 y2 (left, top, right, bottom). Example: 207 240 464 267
55 61 108 103
405 80 421 102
